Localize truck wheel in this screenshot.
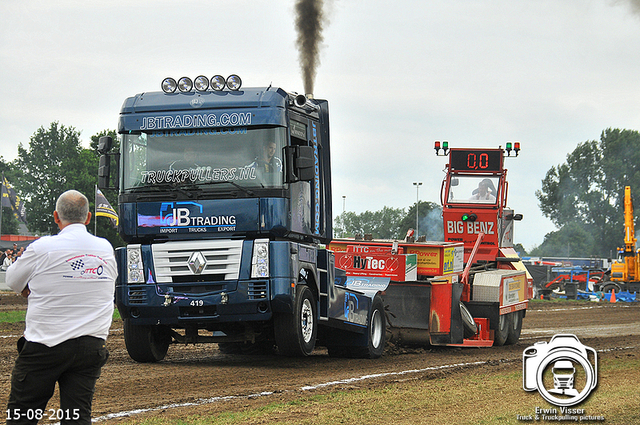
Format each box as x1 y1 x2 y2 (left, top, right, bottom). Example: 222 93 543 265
123 319 171 363
358 296 386 359
493 312 511 346
274 284 317 356
327 296 386 359
505 310 523 345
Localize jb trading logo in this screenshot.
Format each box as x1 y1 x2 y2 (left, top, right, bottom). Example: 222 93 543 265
159 201 236 229
518 334 604 422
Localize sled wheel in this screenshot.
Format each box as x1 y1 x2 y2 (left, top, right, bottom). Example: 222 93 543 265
493 311 511 346
460 302 477 339
506 310 523 345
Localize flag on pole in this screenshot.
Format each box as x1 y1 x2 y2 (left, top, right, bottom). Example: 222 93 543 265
2 176 28 225
1 182 10 208
95 186 118 228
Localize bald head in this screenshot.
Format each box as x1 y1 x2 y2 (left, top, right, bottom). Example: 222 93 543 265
55 190 90 225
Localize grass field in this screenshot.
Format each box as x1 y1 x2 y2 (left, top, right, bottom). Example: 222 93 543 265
112 354 638 425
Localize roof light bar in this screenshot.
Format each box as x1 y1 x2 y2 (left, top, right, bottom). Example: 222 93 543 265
161 75 243 93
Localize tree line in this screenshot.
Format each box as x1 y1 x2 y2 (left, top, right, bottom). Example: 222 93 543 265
532 128 640 258
334 201 444 241
0 122 123 247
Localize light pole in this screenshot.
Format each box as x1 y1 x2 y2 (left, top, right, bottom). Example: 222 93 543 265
413 182 422 238
342 195 346 213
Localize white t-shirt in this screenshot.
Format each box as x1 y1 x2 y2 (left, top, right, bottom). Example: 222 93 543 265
6 223 117 347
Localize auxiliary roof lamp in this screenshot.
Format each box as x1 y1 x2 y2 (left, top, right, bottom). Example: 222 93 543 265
434 140 449 155
505 141 521 157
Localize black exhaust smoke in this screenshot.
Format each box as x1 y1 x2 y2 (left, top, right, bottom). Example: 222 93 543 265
295 0 328 96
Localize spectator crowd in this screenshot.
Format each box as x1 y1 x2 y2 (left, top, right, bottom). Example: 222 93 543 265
1 243 24 271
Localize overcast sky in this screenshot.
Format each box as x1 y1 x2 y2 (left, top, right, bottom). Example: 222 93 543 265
2 0 640 251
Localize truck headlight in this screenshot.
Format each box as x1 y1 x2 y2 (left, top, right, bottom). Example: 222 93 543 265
251 239 269 278
127 244 144 283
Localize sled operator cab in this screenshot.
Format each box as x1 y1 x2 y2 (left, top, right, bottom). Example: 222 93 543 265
437 142 523 264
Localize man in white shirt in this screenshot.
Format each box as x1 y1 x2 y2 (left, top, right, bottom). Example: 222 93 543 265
6 190 117 425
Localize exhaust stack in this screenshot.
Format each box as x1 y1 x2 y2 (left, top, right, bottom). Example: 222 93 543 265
293 93 319 110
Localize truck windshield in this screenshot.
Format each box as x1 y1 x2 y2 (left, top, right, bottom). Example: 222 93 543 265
121 127 286 191
447 175 499 204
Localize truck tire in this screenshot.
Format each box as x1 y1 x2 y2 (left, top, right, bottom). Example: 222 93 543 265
274 284 317 356
493 312 511 346
327 296 386 359
123 319 171 363
357 296 386 359
505 310 523 345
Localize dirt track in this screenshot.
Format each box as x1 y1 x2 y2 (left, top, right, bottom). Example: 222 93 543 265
1 293 639 423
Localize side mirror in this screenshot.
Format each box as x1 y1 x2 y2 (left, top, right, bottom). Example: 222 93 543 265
284 145 316 183
98 155 111 189
98 136 113 154
296 146 315 181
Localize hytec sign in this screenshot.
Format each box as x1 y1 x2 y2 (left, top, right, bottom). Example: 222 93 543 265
328 241 464 278
334 245 417 281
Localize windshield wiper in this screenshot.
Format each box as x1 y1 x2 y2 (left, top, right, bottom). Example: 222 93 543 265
138 183 201 198
204 180 255 196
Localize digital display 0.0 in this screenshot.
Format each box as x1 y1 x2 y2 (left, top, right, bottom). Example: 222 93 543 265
450 149 502 172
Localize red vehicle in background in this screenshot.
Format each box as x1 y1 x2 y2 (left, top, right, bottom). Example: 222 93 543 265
330 143 533 348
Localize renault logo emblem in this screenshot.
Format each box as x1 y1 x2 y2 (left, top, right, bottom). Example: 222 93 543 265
187 251 207 274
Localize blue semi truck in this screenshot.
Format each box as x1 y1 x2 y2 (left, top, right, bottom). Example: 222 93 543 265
97 75 388 362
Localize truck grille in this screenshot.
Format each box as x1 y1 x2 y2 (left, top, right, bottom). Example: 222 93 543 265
152 240 243 283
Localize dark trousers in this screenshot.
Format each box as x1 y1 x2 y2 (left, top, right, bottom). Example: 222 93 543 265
6 336 109 425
